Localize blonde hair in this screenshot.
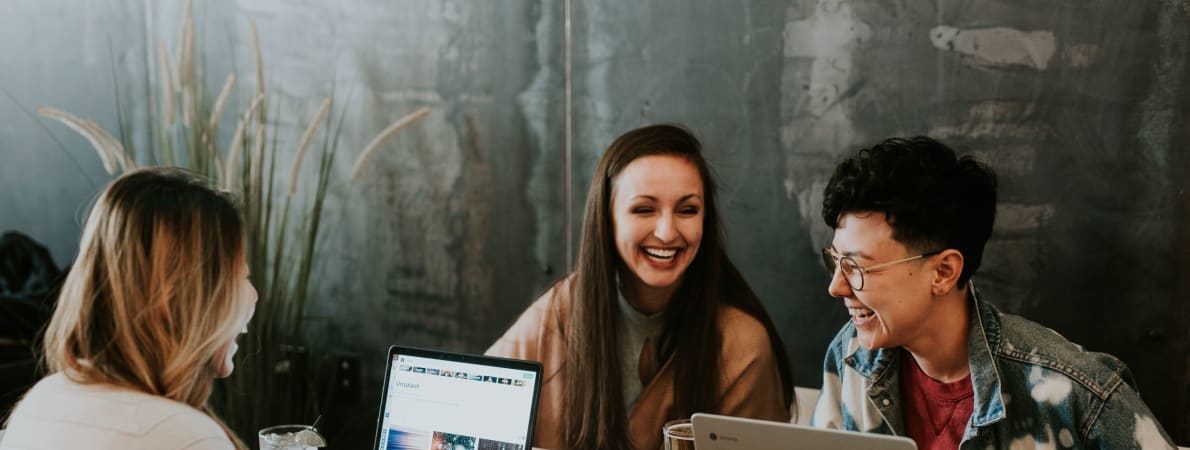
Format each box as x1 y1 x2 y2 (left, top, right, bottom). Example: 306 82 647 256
42 167 250 448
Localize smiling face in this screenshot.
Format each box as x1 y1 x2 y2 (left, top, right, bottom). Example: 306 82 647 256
210 257 258 378
611 155 705 309
828 212 936 350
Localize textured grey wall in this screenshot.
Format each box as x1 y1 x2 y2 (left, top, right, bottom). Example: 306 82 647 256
1 0 1186 446
0 1 147 264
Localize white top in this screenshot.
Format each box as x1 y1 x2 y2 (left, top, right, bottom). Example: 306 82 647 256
0 373 235 450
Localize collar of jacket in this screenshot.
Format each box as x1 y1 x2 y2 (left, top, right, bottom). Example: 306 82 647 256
842 283 1008 431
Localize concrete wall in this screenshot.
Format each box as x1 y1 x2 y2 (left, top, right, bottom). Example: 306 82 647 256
1 0 1186 445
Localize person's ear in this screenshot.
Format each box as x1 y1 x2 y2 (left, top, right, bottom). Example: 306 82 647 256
931 249 964 296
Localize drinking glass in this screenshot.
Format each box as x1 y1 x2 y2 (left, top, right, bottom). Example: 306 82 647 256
662 418 695 450
258 424 327 450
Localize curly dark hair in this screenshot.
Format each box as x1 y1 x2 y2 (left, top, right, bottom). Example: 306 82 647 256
822 136 997 284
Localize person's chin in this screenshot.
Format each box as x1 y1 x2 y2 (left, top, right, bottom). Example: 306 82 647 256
638 262 689 285
209 358 234 378
213 345 238 377
640 272 682 290
856 332 889 350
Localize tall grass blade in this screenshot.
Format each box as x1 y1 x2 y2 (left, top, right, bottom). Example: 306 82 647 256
1 89 98 187
287 97 331 195
349 106 430 180
261 95 282 292
224 93 263 191
157 40 175 127
179 15 196 128
250 19 265 124
36 107 125 175
209 73 235 134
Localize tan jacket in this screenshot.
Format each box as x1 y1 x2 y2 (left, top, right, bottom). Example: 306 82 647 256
486 278 790 450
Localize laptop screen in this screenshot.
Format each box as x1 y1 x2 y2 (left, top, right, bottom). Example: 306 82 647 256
374 347 541 450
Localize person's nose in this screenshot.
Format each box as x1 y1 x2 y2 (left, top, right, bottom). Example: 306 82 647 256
827 264 853 299
653 212 676 243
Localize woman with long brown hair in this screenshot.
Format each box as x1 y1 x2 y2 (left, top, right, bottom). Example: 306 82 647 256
1 168 255 449
488 124 793 450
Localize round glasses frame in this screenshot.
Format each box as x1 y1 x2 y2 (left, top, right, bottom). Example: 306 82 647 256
820 248 942 291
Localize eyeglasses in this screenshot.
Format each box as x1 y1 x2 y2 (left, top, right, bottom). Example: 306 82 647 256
820 248 942 291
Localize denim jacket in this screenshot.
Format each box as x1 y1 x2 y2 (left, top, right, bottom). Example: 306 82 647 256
810 288 1176 449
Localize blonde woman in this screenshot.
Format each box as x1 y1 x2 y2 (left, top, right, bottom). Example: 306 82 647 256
1 168 256 449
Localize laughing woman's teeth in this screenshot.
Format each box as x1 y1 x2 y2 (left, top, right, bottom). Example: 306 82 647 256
647 247 675 258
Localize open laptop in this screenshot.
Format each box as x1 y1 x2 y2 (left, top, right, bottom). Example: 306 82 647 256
372 345 543 450
692 413 917 450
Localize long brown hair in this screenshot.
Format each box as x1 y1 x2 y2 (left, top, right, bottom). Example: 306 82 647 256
40 167 249 448
562 124 793 449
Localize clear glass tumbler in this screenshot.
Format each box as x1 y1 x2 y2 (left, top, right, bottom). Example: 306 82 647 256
662 418 695 450
258 424 326 450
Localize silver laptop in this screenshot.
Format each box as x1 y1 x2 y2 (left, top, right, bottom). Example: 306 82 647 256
372 345 543 450
691 413 917 450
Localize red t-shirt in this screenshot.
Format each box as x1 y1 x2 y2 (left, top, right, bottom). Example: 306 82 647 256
900 350 974 450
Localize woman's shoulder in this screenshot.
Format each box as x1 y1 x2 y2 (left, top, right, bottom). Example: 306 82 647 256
715 303 772 349
5 373 232 449
485 275 573 357
511 275 575 328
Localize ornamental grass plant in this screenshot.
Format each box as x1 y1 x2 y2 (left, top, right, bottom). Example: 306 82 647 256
35 1 428 441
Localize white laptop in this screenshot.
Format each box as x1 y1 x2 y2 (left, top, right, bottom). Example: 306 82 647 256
691 413 917 450
372 345 543 450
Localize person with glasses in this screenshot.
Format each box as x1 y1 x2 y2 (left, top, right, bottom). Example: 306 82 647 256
810 137 1174 449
